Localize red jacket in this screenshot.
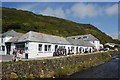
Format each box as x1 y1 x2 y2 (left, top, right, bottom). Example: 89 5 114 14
19 50 23 54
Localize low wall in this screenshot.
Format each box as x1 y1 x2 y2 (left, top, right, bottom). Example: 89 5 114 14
2 51 115 79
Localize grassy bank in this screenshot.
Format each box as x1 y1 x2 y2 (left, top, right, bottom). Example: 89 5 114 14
2 51 114 79
54 52 112 77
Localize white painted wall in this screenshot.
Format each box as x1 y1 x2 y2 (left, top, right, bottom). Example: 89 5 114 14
0 36 13 55
28 42 54 58
4 36 13 42
89 40 100 50
0 36 7 55
9 43 16 55
6 41 94 58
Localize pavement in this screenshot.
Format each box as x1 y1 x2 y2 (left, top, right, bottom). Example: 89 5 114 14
0 55 13 62
0 52 105 62
0 54 76 62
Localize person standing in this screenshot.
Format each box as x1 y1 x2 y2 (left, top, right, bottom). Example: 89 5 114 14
13 48 17 57
19 49 24 59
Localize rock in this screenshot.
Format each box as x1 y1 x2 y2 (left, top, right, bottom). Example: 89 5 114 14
29 74 34 78
10 72 18 79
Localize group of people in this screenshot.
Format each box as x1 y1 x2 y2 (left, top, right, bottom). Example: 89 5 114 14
53 48 67 56
53 47 95 57
11 48 24 62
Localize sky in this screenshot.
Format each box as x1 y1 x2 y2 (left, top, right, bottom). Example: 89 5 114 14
2 2 119 39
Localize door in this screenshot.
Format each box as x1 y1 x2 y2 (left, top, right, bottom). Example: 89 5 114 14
55 45 58 52
5 43 11 55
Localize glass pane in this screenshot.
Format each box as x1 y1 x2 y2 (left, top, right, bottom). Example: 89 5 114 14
45 45 47 51
48 45 51 51
39 44 42 51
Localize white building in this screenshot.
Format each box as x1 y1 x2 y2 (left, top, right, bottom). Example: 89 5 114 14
105 43 118 47
1 30 98 58
67 34 103 50
0 30 23 55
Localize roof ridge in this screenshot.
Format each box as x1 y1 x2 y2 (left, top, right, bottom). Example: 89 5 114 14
28 31 65 38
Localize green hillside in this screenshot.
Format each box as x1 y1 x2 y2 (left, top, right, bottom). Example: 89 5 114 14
1 7 120 44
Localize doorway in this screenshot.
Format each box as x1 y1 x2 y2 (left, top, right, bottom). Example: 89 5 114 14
5 43 11 55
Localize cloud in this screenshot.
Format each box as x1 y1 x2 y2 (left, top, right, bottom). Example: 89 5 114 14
66 3 118 18
108 33 118 39
41 7 66 18
105 4 118 15
66 3 103 18
15 3 40 13
118 32 120 40
12 3 118 19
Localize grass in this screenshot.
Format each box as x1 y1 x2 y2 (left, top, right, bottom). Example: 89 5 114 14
53 54 111 78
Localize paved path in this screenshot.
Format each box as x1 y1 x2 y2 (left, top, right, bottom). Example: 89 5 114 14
0 51 108 62
0 55 13 62
0 54 76 62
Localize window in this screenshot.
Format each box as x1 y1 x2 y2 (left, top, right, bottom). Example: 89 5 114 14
48 45 51 51
78 37 81 39
16 43 25 50
59 46 65 49
44 45 51 52
25 47 28 50
76 47 78 51
38 44 42 51
71 47 74 51
45 45 47 51
83 36 87 38
2 46 5 51
55 45 58 51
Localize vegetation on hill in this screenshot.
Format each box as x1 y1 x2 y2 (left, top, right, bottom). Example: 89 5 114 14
1 7 120 44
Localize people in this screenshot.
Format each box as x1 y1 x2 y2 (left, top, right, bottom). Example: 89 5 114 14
19 49 23 54
12 56 16 62
11 48 18 62
13 48 17 57
68 47 70 55
18 49 23 59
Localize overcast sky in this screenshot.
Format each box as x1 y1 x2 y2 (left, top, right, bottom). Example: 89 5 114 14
2 2 119 39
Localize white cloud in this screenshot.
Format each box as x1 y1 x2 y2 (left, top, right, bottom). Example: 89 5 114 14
108 33 118 39
66 3 118 18
118 32 120 40
66 3 103 18
13 3 118 19
41 7 66 18
15 3 40 12
105 4 118 15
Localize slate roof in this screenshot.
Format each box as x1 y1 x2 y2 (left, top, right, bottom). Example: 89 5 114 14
66 38 94 47
8 31 71 45
2 30 23 37
67 34 99 41
7 31 95 47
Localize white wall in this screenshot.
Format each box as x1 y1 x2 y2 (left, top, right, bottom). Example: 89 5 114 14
0 37 7 55
0 36 13 55
4 36 13 42
89 41 100 50
9 43 16 55
28 42 54 58
7 41 94 58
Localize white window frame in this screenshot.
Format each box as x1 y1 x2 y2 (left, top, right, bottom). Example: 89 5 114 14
44 45 51 52
38 44 42 51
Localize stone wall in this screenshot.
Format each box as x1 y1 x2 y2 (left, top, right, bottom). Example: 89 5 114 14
2 51 114 79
